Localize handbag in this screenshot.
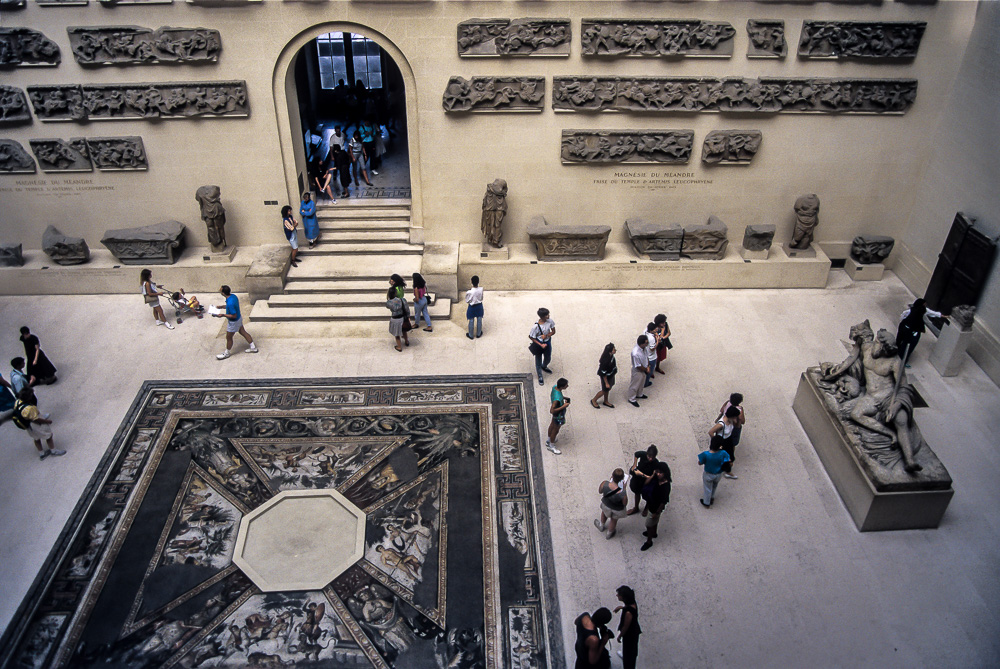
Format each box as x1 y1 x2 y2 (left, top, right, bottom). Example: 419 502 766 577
529 341 544 356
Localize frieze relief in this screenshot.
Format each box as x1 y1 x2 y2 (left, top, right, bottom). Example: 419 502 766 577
702 130 762 164
0 28 61 67
86 136 147 170
68 26 221 65
0 139 37 174
581 19 735 57
747 20 786 58
0 85 32 125
28 81 249 121
552 76 917 114
561 130 693 164
29 138 92 172
798 21 926 59
457 18 570 57
442 76 544 113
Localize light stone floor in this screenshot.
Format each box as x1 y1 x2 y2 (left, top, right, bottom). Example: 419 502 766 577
0 271 998 668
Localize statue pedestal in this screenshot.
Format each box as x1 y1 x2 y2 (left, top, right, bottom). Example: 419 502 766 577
480 244 509 260
740 246 769 261
782 242 816 259
203 247 237 264
845 258 885 281
792 372 953 531
930 322 973 377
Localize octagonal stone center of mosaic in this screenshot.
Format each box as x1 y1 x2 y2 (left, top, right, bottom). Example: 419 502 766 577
232 489 366 592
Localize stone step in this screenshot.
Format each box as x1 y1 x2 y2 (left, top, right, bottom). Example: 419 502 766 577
316 198 410 209
249 299 451 322
318 220 411 231
284 279 390 293
285 255 423 279
266 292 437 307
297 242 423 256
318 230 410 242
316 209 410 221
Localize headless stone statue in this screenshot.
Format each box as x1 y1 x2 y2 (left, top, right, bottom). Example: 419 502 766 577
195 185 226 252
789 193 820 249
481 179 508 248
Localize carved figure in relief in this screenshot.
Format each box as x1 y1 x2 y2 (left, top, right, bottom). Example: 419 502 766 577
789 194 820 249
481 179 508 248
195 185 227 252
0 140 35 172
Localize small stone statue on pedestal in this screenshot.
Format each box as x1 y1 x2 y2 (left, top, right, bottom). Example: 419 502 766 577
789 193 820 249
481 179 507 249
195 185 227 252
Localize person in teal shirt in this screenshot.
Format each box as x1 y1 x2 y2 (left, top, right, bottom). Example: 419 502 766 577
546 378 570 455
698 440 731 507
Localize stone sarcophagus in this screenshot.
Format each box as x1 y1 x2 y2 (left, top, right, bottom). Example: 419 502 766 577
527 215 611 261
625 219 683 260
101 220 186 265
681 216 729 259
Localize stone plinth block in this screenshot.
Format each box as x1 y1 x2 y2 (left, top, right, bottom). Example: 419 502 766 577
783 242 816 259
42 225 89 265
793 372 953 531
246 243 291 303
742 224 775 252
625 218 683 261
930 321 974 377
101 220 185 265
233 489 366 593
681 216 728 260
480 243 509 260
527 215 611 261
0 243 25 266
845 258 884 281
741 247 769 261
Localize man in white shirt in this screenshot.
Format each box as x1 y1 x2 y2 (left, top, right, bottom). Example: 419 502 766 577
642 322 658 389
465 275 484 340
627 335 650 407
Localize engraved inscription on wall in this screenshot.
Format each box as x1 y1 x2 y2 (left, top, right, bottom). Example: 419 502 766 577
457 19 570 57
561 130 693 164
581 19 736 57
68 26 221 65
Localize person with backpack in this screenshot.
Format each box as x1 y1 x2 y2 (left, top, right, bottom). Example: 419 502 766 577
12 388 65 460
639 461 671 551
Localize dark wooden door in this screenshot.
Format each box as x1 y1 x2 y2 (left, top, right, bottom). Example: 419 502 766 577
924 212 997 313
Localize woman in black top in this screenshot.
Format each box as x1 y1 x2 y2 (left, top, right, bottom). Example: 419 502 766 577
574 608 613 669
895 298 946 362
19 327 57 385
590 343 617 409
614 586 642 669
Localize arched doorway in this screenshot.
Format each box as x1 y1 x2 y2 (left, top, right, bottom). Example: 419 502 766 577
272 25 422 227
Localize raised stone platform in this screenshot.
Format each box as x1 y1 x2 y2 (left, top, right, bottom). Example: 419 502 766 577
793 371 954 531
459 241 831 290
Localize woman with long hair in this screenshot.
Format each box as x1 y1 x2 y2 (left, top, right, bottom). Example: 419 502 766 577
591 343 617 408
385 286 405 351
139 269 174 330
613 586 642 669
896 298 946 365
281 205 299 267
388 275 411 344
411 272 432 332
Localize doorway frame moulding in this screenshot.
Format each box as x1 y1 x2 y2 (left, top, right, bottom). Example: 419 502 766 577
271 22 423 236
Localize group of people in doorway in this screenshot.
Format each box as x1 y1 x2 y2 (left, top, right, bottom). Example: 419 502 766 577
306 118 389 203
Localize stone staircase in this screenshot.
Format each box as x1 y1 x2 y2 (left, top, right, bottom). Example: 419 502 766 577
249 199 452 322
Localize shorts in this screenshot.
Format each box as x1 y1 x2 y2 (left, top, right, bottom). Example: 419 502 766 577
226 317 243 334
146 298 160 308
552 413 565 426
600 502 627 520
26 422 53 440
287 230 298 250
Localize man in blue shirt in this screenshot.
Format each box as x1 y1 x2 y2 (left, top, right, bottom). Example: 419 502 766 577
213 285 258 360
698 440 731 507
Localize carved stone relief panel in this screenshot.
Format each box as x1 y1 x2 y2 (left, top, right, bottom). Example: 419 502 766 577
29 81 250 121
0 85 32 125
0 28 61 67
0 139 37 174
551 77 917 114
458 18 570 57
37 0 88 6
442 76 544 113
581 19 736 57
30 138 92 172
681 216 729 260
98 0 173 5
561 130 693 164
850 235 895 264
702 130 762 164
68 26 221 65
0 0 28 9
798 21 926 59
85 136 147 170
747 20 786 58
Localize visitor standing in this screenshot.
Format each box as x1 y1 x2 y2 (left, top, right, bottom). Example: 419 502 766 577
19 327 57 385
12 388 65 460
717 393 746 479
300 192 320 247
653 313 671 375
590 343 617 408
360 119 380 174
639 461 671 551
465 275 484 340
626 335 649 408
385 287 406 351
529 308 556 386
545 378 570 454
698 438 731 508
641 322 659 388
332 145 352 198
139 270 174 330
10 358 29 394
213 286 258 359
412 272 432 332
0 376 15 423
709 405 742 479
896 298 947 366
614 586 642 669
574 608 613 669
281 206 299 267
594 468 628 539
349 130 373 187
390 274 412 340
627 444 659 515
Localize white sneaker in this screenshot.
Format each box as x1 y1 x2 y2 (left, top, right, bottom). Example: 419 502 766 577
216 350 231 360
245 345 259 354
593 519 605 532
372 170 379 175
332 199 338 204
546 442 561 455
165 322 175 330
155 320 164 326
48 449 66 457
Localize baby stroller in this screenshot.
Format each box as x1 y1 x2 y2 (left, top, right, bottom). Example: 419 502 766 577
161 287 204 324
